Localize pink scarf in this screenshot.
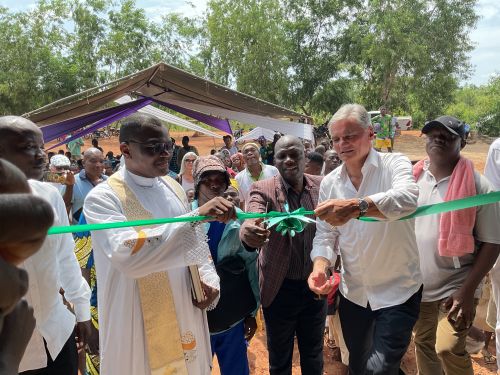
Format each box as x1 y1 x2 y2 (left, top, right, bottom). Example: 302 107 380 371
413 157 476 257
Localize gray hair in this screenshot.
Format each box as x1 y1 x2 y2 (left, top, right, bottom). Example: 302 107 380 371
328 104 371 134
179 151 198 176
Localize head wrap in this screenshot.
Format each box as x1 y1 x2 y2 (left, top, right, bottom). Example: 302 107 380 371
192 156 230 193
242 142 260 152
50 154 71 168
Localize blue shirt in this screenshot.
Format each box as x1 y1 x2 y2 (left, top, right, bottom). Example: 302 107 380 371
207 221 226 265
72 170 108 222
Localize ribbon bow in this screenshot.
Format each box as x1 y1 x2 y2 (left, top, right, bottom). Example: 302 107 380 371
263 207 316 237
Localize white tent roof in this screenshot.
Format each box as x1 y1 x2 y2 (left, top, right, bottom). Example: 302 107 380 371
235 127 277 143
167 100 314 141
115 96 222 138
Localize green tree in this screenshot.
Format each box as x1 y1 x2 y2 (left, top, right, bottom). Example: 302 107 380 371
0 1 81 115
99 0 156 79
70 0 110 88
202 0 291 106
283 0 357 115
341 0 478 125
152 12 205 72
446 77 500 136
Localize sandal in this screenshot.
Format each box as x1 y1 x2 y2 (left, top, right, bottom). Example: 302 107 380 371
481 348 496 364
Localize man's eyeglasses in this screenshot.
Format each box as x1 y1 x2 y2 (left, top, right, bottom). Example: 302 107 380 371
127 140 173 154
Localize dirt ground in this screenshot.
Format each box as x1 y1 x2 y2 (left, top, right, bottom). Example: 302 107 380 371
47 129 498 374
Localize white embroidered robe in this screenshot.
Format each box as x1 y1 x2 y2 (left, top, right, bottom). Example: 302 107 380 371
83 167 219 375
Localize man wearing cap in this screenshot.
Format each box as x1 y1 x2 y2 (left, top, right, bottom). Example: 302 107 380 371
46 154 75 212
235 142 278 208
192 156 259 375
412 116 500 375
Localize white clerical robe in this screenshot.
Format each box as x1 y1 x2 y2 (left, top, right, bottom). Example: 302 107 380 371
83 167 219 375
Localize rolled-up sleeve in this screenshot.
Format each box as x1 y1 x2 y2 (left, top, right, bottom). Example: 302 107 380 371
369 155 419 221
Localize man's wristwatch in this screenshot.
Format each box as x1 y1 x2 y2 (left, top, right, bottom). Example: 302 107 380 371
357 198 369 218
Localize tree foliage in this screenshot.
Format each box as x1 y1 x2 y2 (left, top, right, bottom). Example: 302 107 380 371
341 0 478 125
0 0 487 128
446 77 500 136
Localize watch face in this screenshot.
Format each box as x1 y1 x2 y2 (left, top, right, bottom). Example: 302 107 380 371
359 199 369 212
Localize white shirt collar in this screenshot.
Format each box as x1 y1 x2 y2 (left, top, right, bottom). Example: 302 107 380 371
338 148 380 180
124 167 159 188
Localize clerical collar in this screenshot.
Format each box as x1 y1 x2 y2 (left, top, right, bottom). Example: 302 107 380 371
125 168 158 188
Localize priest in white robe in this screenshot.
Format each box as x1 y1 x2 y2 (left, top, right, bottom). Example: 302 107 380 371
84 113 235 375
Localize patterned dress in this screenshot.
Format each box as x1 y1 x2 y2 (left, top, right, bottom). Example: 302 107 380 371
74 215 100 375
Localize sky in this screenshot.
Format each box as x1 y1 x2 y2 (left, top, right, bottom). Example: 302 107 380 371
1 0 499 86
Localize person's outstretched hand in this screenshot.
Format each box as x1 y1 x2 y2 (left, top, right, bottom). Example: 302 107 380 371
308 257 333 295
198 197 236 223
0 300 36 375
314 198 359 227
240 218 270 249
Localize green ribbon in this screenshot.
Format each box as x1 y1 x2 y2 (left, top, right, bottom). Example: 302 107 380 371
47 192 500 235
264 207 316 237
47 210 315 235
359 191 500 222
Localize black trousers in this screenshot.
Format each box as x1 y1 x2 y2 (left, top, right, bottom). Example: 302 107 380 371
20 332 78 375
339 286 422 375
262 279 327 375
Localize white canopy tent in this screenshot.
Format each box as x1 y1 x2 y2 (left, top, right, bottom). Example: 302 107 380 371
235 127 277 143
167 100 314 141
115 96 222 138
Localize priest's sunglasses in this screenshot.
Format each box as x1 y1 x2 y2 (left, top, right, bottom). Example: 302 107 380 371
126 140 173 155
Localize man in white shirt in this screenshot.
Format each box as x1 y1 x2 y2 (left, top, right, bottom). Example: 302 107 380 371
0 116 91 375
484 137 500 374
412 117 500 375
235 142 278 208
84 113 234 375
307 104 422 375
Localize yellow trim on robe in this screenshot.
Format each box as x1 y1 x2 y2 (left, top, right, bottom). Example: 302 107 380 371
107 173 188 375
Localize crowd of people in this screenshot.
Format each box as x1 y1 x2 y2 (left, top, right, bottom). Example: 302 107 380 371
0 103 499 375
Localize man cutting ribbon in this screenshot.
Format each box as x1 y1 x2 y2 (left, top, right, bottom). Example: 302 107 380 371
240 135 326 375
83 113 235 375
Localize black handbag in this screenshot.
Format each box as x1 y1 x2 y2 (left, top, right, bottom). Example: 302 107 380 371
207 255 257 333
